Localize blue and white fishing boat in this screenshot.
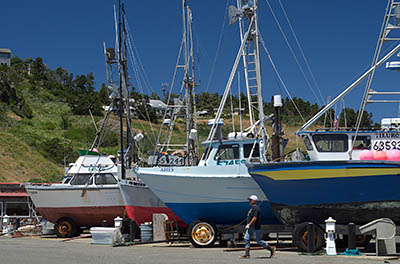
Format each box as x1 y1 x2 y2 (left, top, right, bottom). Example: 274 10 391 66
248 0 400 251
135 0 283 247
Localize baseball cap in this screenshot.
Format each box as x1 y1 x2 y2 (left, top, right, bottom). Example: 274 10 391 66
248 195 258 201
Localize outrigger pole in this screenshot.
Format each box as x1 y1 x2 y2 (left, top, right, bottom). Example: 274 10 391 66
300 43 400 131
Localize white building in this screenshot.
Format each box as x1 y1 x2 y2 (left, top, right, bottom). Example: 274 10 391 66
0 49 11 66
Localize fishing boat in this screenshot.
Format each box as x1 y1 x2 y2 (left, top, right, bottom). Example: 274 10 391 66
134 0 285 248
109 3 187 230
25 152 125 238
248 0 400 251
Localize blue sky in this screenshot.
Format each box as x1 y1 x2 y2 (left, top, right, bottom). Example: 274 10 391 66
1 0 399 122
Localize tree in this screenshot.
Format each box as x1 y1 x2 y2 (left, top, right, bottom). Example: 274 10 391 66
99 83 110 106
339 108 373 128
30 57 47 85
68 73 103 116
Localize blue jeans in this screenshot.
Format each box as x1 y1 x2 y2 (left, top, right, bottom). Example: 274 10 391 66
244 228 268 248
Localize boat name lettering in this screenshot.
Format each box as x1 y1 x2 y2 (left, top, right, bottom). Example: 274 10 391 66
216 159 246 166
160 167 174 172
374 132 400 139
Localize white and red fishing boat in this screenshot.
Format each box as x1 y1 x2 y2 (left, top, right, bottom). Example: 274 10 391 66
25 152 125 238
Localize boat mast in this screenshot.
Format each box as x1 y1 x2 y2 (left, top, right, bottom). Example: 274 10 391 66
207 0 268 161
183 1 198 165
121 5 135 167
118 0 125 179
154 0 199 166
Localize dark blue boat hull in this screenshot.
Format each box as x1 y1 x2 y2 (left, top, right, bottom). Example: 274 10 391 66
248 161 400 225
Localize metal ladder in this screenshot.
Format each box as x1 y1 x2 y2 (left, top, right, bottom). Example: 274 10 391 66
237 2 263 130
361 0 400 109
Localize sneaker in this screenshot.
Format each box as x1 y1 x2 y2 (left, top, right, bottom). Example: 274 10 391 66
269 246 276 258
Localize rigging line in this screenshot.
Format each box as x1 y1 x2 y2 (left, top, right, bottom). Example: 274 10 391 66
277 0 325 104
133 107 157 147
259 33 305 122
264 0 322 106
204 0 230 93
126 36 157 143
124 17 155 95
125 18 154 96
192 25 205 85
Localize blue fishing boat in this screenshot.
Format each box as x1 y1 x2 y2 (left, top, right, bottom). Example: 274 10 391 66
247 0 400 251
249 160 400 225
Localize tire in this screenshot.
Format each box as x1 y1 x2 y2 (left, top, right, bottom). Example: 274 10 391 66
188 220 217 248
292 222 324 253
54 218 77 238
342 234 372 248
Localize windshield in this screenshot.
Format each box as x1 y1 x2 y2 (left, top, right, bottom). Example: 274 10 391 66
70 174 93 185
214 144 240 160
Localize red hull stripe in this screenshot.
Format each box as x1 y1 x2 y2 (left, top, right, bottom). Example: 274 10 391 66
125 205 187 228
37 206 125 227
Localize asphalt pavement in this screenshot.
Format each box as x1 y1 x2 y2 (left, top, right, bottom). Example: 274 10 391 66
0 236 398 264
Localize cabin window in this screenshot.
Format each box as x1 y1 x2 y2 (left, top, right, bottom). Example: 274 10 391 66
352 136 371 150
5 202 30 217
312 134 348 152
214 144 240 160
70 174 94 185
302 136 314 151
244 143 260 158
95 174 118 185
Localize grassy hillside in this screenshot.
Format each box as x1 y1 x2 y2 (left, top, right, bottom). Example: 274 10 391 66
0 56 375 183
0 130 63 182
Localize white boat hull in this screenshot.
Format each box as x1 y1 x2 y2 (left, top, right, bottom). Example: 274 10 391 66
26 184 125 227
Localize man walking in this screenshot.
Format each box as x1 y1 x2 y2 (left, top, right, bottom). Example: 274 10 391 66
241 195 275 258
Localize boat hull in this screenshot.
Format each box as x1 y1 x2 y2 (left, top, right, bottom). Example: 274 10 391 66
136 166 280 226
248 161 400 225
118 181 187 228
26 185 125 227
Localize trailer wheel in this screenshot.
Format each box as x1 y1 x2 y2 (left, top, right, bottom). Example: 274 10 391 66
342 234 372 248
188 220 217 248
54 218 77 238
293 222 324 252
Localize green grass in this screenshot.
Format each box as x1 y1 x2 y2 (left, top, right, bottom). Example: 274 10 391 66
0 130 64 182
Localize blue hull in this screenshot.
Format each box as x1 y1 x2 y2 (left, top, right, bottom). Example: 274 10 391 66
248 161 400 225
166 201 281 226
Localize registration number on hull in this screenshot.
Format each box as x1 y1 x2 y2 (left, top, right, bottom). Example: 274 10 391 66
372 132 400 151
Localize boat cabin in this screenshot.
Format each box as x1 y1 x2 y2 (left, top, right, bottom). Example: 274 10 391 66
63 155 118 186
198 134 263 167
298 129 400 161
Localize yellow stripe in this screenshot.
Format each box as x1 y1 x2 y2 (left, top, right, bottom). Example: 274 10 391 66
254 168 400 181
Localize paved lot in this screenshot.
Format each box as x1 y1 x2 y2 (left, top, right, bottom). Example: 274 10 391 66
0 236 399 264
